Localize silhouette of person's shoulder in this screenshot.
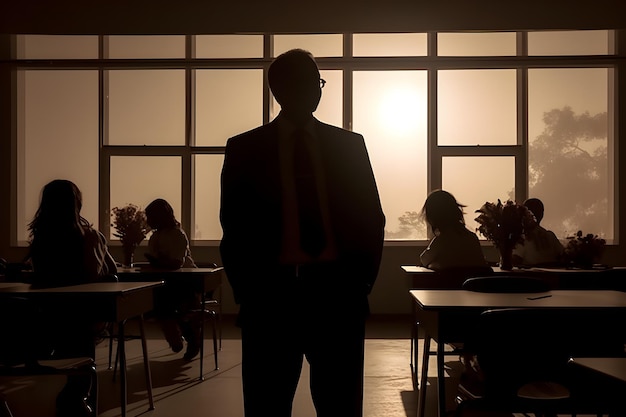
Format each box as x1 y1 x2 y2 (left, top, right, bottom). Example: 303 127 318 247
316 120 362 139
227 122 276 148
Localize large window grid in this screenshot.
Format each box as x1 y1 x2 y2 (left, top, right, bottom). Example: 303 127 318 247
10 31 619 245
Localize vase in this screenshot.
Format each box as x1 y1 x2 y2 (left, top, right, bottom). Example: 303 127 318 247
122 244 136 268
498 245 514 270
575 253 595 270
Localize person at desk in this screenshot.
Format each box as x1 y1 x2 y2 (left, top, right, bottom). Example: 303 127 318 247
27 179 117 417
143 198 202 360
220 49 385 417
419 190 489 271
512 198 564 267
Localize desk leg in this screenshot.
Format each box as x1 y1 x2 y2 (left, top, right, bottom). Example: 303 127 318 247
138 315 155 409
436 340 446 417
412 321 420 390
411 301 419 389
418 335 430 417
199 291 205 381
118 320 126 417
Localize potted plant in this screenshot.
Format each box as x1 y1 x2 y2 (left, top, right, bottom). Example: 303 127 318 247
474 199 535 270
111 204 150 267
563 230 606 269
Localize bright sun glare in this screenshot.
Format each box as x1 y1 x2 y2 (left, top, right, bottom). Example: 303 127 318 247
378 88 423 136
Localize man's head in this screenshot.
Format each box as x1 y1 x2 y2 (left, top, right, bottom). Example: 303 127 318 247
523 198 545 224
268 49 322 125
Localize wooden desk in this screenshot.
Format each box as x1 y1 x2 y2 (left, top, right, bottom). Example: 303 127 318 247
117 266 224 379
117 267 222 295
402 265 626 290
0 281 163 417
568 357 626 414
410 289 626 417
569 357 626 383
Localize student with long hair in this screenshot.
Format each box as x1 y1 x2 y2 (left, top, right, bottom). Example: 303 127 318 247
420 189 488 270
27 179 117 417
144 198 201 360
28 179 117 285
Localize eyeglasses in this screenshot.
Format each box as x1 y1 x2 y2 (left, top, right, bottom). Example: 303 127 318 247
319 78 326 89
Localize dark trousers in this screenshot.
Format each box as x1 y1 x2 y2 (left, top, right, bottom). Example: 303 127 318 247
239 271 367 417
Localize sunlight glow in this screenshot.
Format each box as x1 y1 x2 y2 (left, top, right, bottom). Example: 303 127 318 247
378 88 424 137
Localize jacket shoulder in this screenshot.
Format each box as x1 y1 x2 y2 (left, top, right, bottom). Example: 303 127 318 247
227 123 274 145
316 121 363 139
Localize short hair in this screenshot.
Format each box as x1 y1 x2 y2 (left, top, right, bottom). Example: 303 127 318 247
523 198 544 223
268 48 319 102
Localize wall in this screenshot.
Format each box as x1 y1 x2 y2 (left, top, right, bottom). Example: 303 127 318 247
1 0 626 35
1 3 626 315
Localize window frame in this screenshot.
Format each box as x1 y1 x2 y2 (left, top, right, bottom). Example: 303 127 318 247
7 31 620 246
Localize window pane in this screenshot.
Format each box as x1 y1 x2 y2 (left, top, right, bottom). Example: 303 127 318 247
195 35 263 58
110 156 182 241
528 68 611 240
193 155 224 240
442 156 515 235
107 70 186 145
528 30 611 56
195 69 263 146
16 35 98 59
353 33 427 57
438 69 517 145
17 70 99 243
270 70 343 127
273 34 343 57
107 35 186 59
438 32 517 56
353 71 428 240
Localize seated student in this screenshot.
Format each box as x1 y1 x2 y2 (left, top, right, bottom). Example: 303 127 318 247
143 198 202 360
512 198 564 267
27 179 117 417
420 190 489 271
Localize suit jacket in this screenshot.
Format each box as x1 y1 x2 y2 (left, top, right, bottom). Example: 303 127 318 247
220 117 385 310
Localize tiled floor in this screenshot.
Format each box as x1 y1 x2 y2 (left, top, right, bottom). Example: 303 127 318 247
0 314 532 417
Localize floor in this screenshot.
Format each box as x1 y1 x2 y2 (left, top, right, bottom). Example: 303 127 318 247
0 314 554 417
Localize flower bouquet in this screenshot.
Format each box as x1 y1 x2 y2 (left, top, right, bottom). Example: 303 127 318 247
474 199 535 270
111 204 150 267
563 230 606 269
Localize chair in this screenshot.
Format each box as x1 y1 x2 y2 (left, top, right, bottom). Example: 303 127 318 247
194 261 223 351
416 273 551 416
462 275 551 293
108 264 222 381
411 266 494 389
0 296 98 416
455 307 625 417
187 262 222 379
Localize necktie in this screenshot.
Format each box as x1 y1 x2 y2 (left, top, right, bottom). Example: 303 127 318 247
293 130 326 257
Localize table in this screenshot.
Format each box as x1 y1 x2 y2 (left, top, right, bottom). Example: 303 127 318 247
569 357 626 384
117 266 224 379
568 357 626 414
0 281 163 417
402 265 626 290
410 289 626 417
403 265 626 387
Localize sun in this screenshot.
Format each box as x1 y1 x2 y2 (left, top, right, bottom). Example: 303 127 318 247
378 87 425 137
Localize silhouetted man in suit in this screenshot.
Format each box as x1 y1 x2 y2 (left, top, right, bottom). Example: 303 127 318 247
220 49 385 417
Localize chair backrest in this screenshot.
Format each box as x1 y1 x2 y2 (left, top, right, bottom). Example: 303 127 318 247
469 307 626 396
462 275 550 293
419 266 495 289
0 297 50 367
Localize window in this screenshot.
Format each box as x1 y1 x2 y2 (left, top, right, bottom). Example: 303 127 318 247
10 30 618 245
